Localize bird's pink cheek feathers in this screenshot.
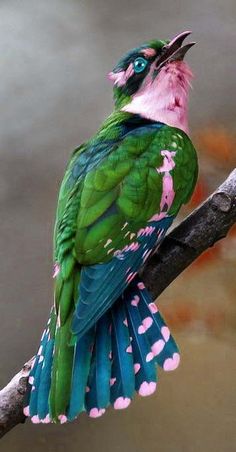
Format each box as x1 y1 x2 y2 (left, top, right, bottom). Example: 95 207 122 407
108 63 134 87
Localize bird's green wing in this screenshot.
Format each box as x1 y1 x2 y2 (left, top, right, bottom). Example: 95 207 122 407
54 121 197 335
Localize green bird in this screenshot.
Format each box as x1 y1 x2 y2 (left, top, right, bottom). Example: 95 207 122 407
24 30 198 424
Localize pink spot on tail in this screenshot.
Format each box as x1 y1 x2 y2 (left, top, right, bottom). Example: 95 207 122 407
23 406 30 417
109 351 112 360
110 377 116 386
148 302 158 314
123 318 128 327
58 414 67 424
42 414 51 423
142 317 153 330
161 326 170 342
138 325 146 334
114 397 131 410
86 386 90 393
137 282 145 290
126 272 137 284
31 415 40 424
146 352 154 362
30 357 36 369
138 381 157 396
134 363 141 374
142 249 152 262
89 408 106 418
163 353 180 371
126 344 132 353
151 339 165 356
131 295 140 306
28 376 34 385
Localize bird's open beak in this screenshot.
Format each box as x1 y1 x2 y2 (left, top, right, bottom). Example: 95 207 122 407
156 31 195 70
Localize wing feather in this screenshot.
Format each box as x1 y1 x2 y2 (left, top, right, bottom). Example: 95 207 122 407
54 115 197 336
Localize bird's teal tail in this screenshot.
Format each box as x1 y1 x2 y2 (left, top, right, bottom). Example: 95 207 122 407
24 277 180 423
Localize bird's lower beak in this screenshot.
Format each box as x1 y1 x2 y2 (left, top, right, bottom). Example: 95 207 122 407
156 31 195 70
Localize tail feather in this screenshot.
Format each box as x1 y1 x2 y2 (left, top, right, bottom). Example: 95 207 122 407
24 277 180 423
27 355 42 421
110 300 135 409
49 313 74 421
37 338 54 421
125 293 157 397
85 313 112 417
134 279 180 371
27 328 51 422
67 329 94 422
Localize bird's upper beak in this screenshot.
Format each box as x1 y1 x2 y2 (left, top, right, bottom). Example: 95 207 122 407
156 31 195 70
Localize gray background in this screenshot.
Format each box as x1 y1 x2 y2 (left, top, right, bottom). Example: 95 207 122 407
0 1 236 451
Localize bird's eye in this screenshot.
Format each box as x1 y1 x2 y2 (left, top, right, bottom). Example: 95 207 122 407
133 57 148 73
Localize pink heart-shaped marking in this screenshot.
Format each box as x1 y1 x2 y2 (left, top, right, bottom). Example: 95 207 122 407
142 317 153 330
163 353 180 371
42 414 51 424
134 363 141 374
58 414 67 424
28 376 34 385
114 397 131 410
131 295 140 306
161 326 170 342
110 377 116 386
138 325 146 334
137 282 145 290
151 339 165 356
146 352 154 362
23 406 29 417
89 408 106 418
31 415 40 424
148 302 158 314
138 381 157 396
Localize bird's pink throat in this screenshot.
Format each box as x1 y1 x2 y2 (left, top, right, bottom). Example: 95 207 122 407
122 61 193 134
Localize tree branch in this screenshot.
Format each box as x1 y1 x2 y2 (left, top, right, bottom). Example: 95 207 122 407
1 169 236 438
141 168 236 297
0 359 33 438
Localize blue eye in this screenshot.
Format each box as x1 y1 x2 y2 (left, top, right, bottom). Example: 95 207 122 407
133 57 148 73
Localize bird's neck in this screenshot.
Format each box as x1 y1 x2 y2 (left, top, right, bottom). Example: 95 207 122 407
122 61 193 135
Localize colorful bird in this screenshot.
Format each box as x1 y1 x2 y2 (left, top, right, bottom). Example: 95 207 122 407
24 31 198 424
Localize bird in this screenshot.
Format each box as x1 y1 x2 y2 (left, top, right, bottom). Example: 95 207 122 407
23 30 198 424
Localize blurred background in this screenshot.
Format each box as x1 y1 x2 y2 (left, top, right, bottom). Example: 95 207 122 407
0 0 236 451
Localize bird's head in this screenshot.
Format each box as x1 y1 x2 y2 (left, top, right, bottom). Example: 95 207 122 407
108 31 195 133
